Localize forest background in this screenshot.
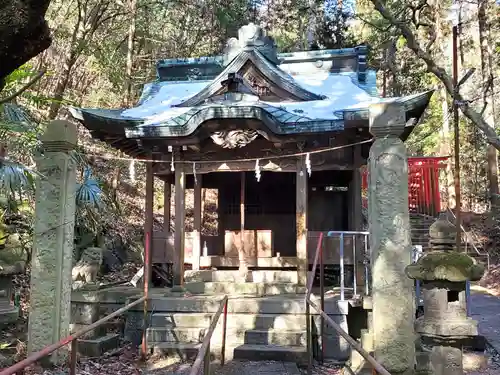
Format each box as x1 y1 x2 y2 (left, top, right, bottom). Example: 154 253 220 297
1 0 500 273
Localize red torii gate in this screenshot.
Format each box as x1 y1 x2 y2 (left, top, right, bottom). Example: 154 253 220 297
361 156 449 216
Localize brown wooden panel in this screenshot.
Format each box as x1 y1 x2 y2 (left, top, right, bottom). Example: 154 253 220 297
224 230 273 259
307 232 356 264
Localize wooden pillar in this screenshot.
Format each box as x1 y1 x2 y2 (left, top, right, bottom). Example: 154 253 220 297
351 145 364 291
163 179 171 233
192 174 202 271
296 157 308 286
239 171 247 273
173 163 186 286
351 144 363 231
144 162 154 293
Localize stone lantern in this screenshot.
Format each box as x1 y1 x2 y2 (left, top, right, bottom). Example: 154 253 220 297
405 213 485 375
0 261 24 325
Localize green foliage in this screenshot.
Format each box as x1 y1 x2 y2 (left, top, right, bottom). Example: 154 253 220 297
313 0 359 49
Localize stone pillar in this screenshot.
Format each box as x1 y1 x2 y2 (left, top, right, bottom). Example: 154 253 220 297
296 157 308 286
368 102 415 375
28 120 78 365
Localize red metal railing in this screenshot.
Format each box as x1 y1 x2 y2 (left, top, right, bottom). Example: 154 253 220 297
0 296 147 375
305 232 391 375
188 295 229 375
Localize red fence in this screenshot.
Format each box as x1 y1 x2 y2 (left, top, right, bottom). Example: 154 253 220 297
361 157 449 216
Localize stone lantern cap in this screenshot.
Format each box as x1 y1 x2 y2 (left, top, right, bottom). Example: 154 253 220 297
406 213 485 282
405 251 484 282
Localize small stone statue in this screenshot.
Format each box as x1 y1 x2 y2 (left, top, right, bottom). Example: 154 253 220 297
72 247 103 288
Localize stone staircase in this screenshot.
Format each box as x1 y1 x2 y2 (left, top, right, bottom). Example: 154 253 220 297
410 212 437 251
146 270 311 363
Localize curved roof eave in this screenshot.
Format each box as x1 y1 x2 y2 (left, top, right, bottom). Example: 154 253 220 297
124 104 344 138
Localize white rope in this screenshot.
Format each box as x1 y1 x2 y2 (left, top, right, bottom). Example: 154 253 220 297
84 138 373 165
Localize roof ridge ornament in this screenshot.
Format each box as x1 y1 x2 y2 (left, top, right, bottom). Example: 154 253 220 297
223 23 279 66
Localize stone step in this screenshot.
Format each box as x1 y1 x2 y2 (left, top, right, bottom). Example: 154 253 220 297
146 327 306 346
150 312 307 330
148 295 343 314
183 281 305 296
244 329 306 346
233 344 307 364
151 342 201 360
185 270 298 283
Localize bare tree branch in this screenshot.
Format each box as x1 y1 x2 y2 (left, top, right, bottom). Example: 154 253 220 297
369 0 500 151
0 69 47 105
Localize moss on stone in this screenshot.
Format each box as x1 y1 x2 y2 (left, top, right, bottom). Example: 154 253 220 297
405 251 485 282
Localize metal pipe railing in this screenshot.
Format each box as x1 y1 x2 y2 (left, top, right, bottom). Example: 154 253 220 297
305 232 391 375
326 231 370 300
0 296 147 375
188 295 228 375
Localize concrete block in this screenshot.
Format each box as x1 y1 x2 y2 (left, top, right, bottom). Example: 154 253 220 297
313 314 350 360
150 312 307 330
184 270 298 283
233 344 307 364
149 295 344 315
71 302 99 325
70 323 106 340
183 281 305 296
151 342 202 361
244 329 306 346
0 307 19 326
77 334 120 357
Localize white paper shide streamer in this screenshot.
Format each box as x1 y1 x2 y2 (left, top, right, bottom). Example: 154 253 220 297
255 159 261 182
305 153 311 177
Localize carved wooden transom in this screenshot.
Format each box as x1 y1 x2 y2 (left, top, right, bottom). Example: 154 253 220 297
210 130 259 149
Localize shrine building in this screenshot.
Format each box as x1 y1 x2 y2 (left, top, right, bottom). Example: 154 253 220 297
70 23 433 288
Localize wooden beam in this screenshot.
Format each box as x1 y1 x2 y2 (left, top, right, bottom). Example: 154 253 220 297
163 179 171 233
144 162 154 293
155 158 354 175
173 163 186 286
296 157 308 286
192 175 202 271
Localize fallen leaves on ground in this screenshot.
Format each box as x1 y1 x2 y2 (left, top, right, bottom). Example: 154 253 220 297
479 265 500 296
10 344 145 375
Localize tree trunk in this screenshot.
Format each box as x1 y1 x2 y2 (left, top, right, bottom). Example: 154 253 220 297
439 86 455 208
478 0 499 211
0 0 52 89
48 52 78 119
124 0 138 107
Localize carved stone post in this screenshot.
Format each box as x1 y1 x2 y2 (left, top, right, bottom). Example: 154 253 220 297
28 120 78 365
368 103 415 375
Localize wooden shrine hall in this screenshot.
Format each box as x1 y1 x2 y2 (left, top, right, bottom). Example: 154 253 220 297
70 23 433 286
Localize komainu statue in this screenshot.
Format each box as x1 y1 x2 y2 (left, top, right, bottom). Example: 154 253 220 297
72 247 103 287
